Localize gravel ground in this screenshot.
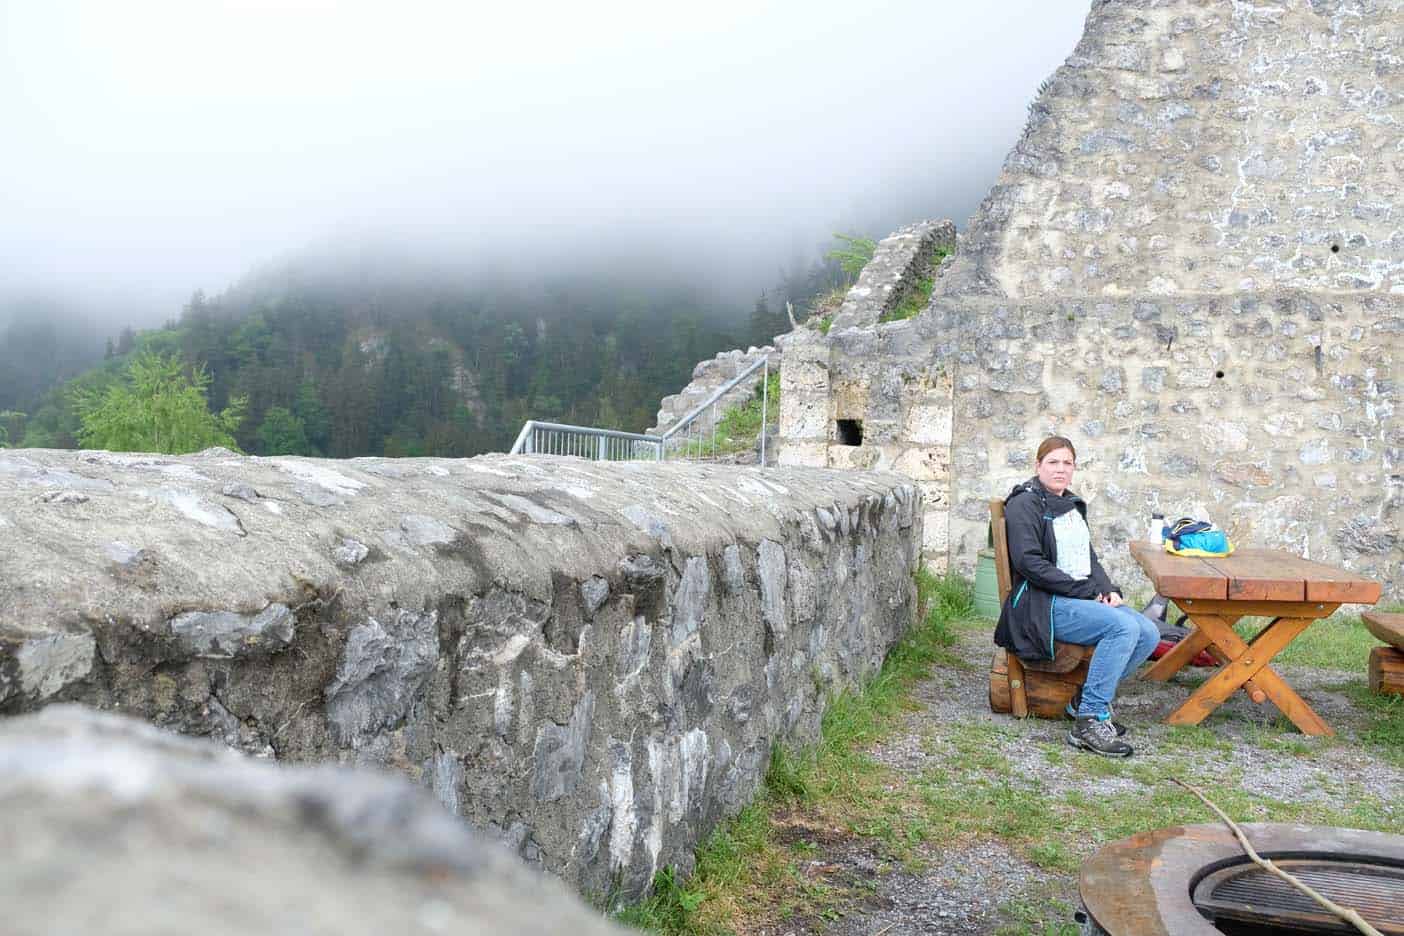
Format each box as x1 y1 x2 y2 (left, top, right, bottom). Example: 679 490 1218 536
741 623 1402 936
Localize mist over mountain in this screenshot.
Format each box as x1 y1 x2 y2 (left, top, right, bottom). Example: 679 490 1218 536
0 2 1090 451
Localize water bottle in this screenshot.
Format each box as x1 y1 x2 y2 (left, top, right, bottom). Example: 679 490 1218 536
1147 512 1165 545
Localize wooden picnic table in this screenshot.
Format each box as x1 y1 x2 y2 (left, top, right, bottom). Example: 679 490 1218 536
1130 543 1382 736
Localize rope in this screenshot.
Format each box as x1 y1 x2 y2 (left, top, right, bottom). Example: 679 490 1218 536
1170 777 1383 936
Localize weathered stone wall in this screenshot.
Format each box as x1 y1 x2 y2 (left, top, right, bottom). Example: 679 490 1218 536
827 220 956 332
944 0 1404 301
936 292 1399 592
0 705 629 936
778 326 955 572
777 0 1401 597
0 449 920 898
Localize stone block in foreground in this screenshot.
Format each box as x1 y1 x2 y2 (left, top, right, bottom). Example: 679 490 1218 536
0 705 627 936
0 450 921 898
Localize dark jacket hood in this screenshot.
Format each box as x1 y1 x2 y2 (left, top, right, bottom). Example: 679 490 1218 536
1005 478 1085 518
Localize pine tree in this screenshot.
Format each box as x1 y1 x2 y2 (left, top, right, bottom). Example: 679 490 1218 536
73 350 247 454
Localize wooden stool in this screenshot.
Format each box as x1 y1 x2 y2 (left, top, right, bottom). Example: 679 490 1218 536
1363 611 1404 697
985 498 1094 718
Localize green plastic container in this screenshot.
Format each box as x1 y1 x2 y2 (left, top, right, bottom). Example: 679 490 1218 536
974 547 1002 619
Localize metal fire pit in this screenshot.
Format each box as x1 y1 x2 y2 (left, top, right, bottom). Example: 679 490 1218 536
1078 824 1404 935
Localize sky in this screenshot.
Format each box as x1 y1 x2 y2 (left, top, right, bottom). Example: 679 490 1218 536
0 1 1089 323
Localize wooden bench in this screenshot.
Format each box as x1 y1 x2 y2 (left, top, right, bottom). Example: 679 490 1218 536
1363 611 1404 697
986 498 1095 719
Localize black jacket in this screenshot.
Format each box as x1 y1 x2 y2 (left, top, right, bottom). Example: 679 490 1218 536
993 478 1121 661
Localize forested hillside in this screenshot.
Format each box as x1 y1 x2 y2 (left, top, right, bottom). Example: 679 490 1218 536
7 251 844 457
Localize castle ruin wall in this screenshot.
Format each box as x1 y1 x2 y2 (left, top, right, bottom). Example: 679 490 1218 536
0 450 921 899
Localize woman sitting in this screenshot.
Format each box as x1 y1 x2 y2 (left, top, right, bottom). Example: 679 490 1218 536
994 436 1159 757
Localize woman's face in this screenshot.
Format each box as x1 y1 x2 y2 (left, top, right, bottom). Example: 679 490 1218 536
1036 447 1076 495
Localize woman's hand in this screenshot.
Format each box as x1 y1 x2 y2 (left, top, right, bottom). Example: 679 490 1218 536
1097 592 1125 607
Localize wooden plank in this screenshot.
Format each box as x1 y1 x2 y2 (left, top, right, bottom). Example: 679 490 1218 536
1128 541 1225 599
1141 626 1212 682
1305 572 1382 605
1363 612 1404 651
1369 646 1404 696
990 499 1012 604
1200 549 1304 602
1173 598 1339 620
1261 552 1383 604
1007 652 1029 718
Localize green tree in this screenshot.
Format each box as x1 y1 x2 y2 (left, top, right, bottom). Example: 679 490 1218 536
0 411 24 448
73 350 247 454
256 406 310 455
293 379 331 453
826 232 877 280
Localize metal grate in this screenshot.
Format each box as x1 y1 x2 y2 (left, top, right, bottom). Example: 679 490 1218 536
1192 858 1404 935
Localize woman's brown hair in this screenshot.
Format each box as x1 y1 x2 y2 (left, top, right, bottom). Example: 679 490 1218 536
1035 435 1077 464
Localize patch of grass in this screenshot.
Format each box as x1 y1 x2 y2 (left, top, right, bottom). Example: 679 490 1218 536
615 867 708 933
815 314 834 335
1343 679 1404 768
1026 840 1079 874
878 244 953 324
997 893 1081 936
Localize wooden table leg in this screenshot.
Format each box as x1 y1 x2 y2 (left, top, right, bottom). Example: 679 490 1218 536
1139 612 1268 703
1163 615 1333 736
1204 645 1268 704
1141 626 1212 681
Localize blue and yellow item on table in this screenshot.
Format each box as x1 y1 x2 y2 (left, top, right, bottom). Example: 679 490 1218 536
1164 517 1234 557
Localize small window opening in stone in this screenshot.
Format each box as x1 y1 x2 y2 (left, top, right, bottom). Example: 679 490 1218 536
1331 243 1341 253
1215 370 1225 379
836 419 864 446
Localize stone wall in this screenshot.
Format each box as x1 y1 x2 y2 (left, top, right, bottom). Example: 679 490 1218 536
826 220 956 333
0 705 628 936
944 0 1404 301
778 326 955 572
777 0 1401 598
0 449 920 898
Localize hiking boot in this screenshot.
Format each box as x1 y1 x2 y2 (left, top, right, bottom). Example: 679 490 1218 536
1065 689 1128 736
1067 716 1134 758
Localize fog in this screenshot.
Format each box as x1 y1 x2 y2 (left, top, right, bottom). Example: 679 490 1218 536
0 1 1088 325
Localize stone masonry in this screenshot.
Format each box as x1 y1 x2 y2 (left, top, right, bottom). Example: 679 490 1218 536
779 0 1401 598
825 220 957 333
0 448 920 899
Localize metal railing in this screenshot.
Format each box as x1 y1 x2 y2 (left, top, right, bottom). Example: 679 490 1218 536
508 355 772 465
509 421 663 460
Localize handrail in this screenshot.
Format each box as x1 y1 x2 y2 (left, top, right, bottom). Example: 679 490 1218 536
658 356 770 440
508 421 663 459
509 353 774 465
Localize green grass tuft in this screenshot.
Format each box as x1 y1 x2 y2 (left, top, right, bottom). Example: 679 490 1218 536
677 370 780 458
615 867 708 933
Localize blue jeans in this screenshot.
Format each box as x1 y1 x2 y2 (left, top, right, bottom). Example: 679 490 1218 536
1051 597 1159 719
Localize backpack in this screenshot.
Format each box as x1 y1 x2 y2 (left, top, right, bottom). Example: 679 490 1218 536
1164 517 1234 558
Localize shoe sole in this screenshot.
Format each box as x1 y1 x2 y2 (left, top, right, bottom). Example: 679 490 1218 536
1066 731 1133 758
